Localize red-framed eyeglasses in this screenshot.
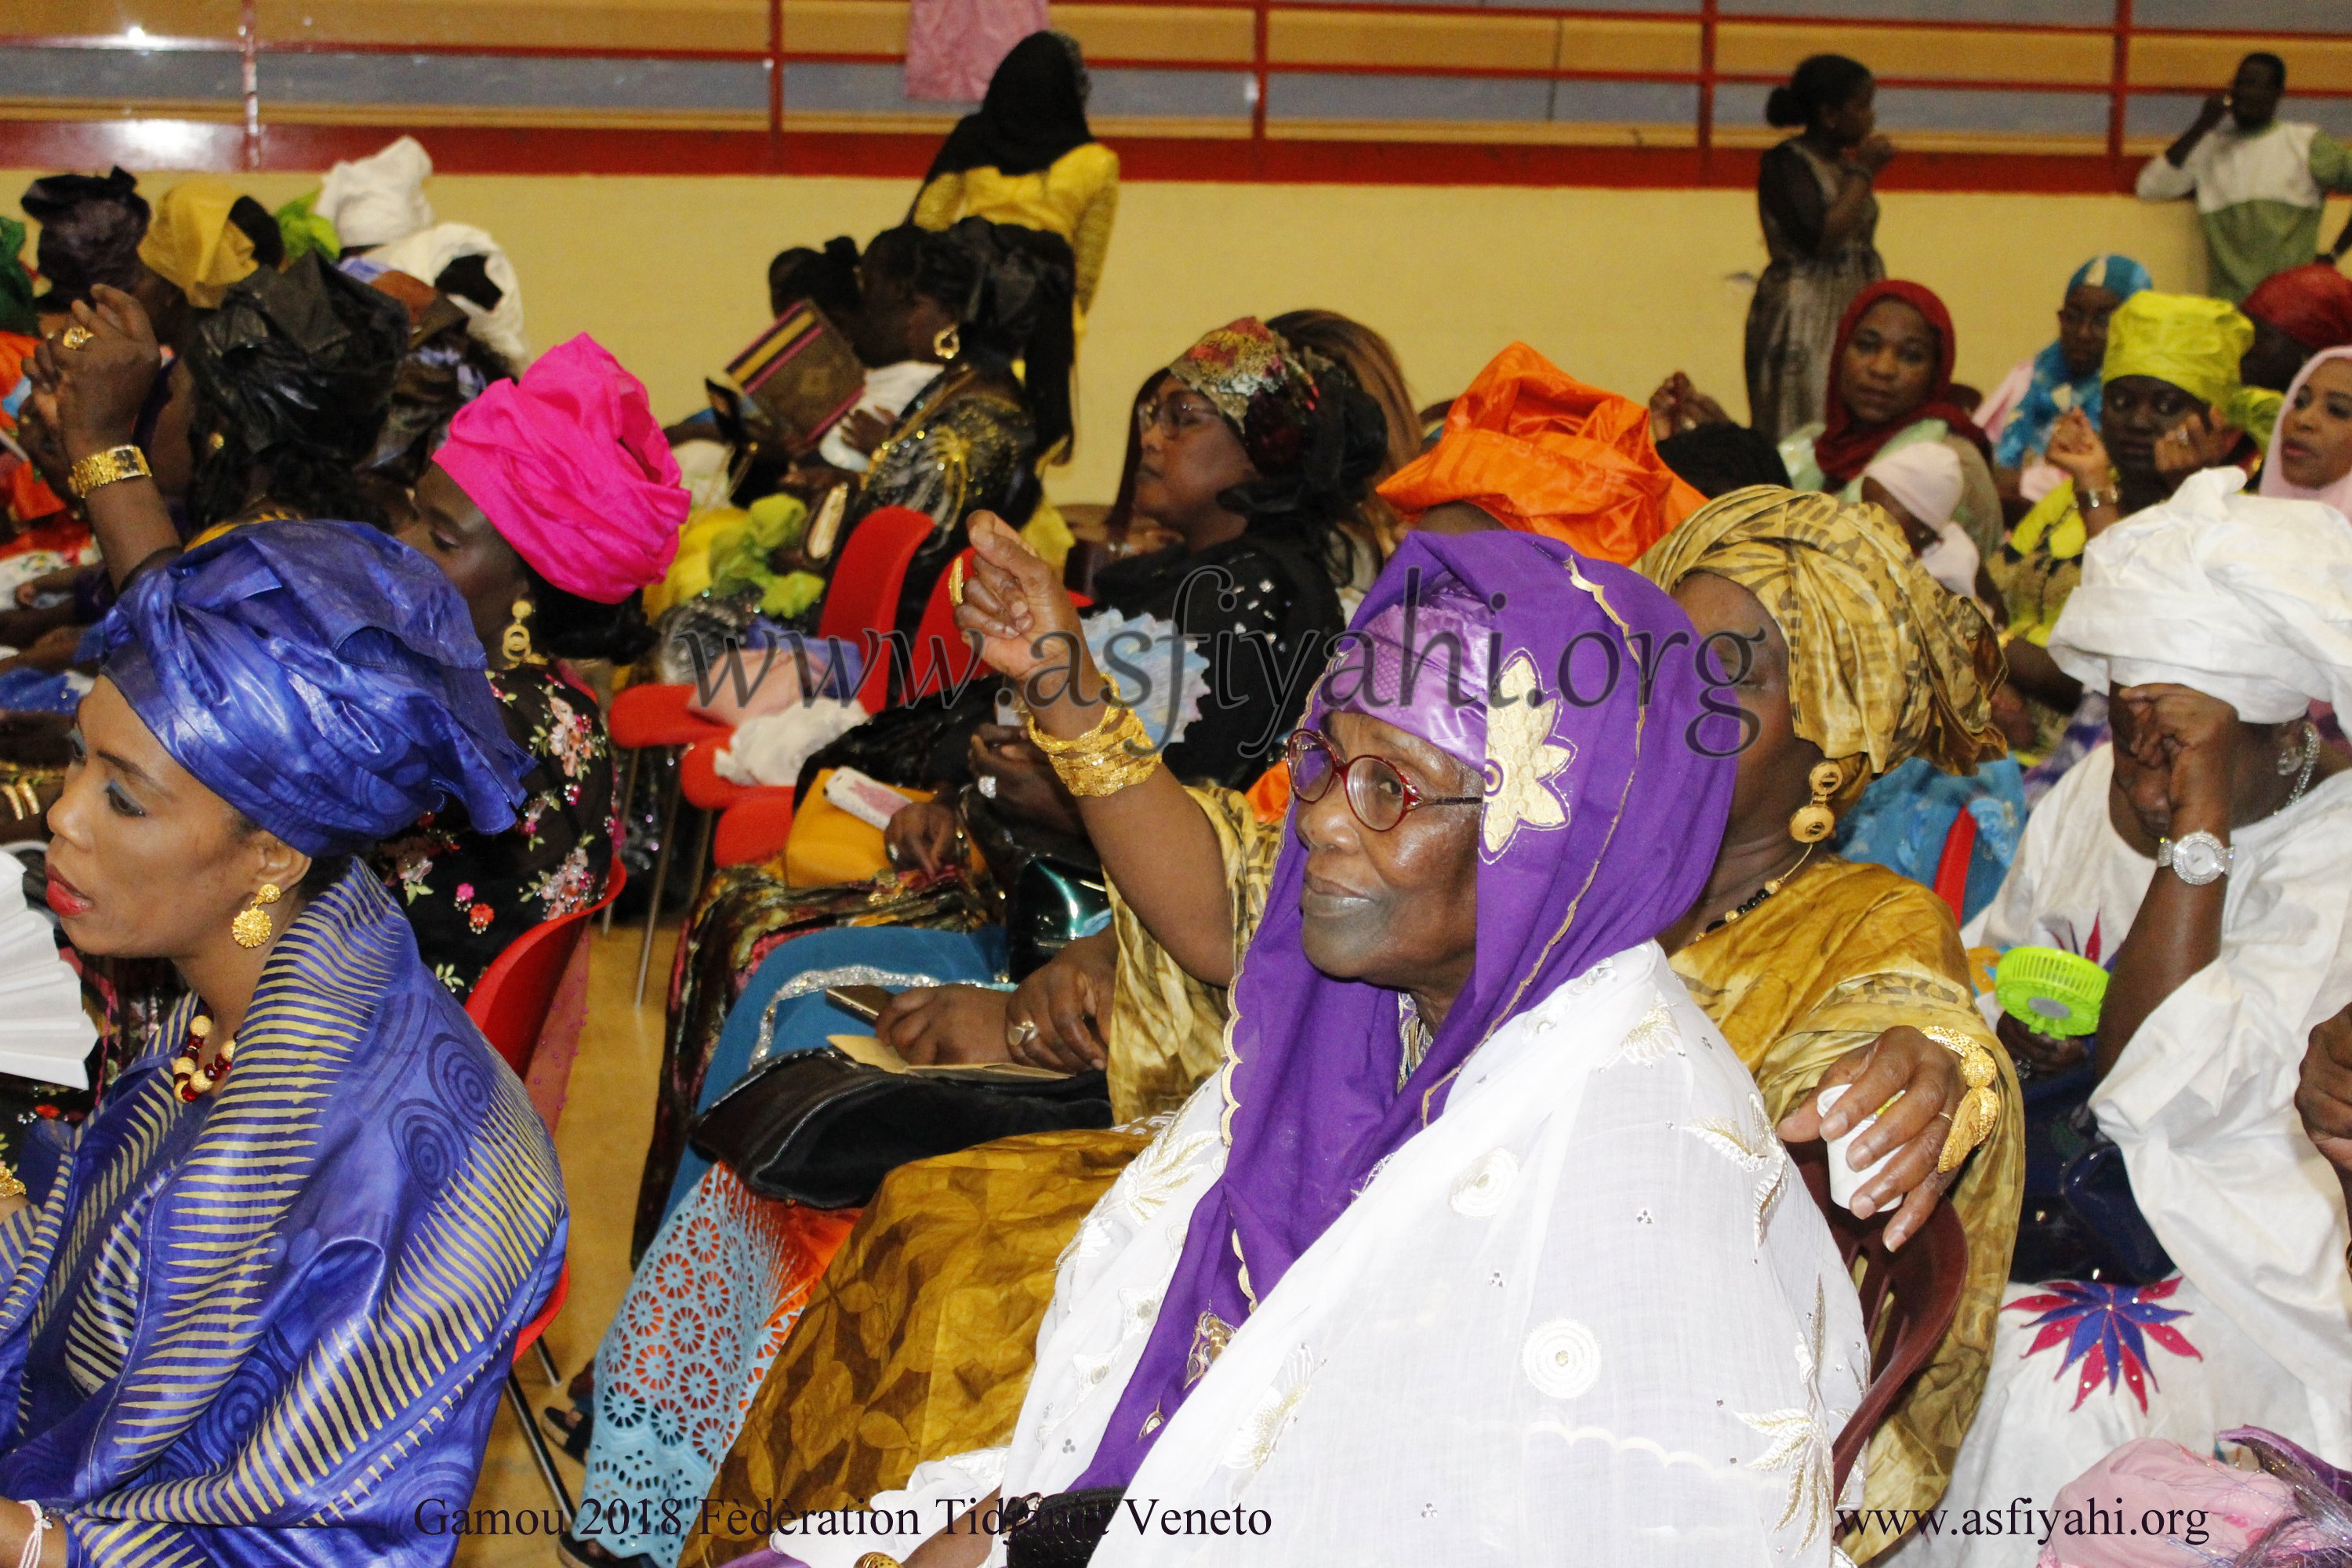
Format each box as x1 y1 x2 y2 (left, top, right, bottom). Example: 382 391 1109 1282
1285 728 1483 833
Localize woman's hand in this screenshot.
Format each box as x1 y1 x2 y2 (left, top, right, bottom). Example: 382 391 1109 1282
30 285 162 459
1996 1009 2087 1078
13 568 77 610
2114 682 2240 833
877 985 1013 1066
969 724 1085 837
2153 406 2241 487
2297 1003 2352 1186
2043 408 2112 492
955 512 1093 691
1004 929 1117 1072
0 626 87 677
884 799 964 876
838 408 893 456
1774 1025 1966 1248
1850 132 1896 176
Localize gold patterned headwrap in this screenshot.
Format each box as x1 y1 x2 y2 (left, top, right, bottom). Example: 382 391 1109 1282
1636 485 2005 786
135 176 262 309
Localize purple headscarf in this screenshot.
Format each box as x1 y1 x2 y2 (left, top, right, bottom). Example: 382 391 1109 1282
1078 528 1735 1486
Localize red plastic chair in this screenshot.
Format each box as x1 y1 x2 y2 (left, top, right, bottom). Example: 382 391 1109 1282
1932 808 1980 925
466 866 626 1080
902 546 982 702
714 788 797 869
817 505 935 649
1789 1140 1969 1501
607 684 731 1004
469 873 621 1537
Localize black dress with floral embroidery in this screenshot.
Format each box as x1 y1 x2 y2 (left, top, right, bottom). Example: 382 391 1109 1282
370 664 616 999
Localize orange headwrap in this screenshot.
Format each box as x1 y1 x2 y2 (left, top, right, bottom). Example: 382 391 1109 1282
1377 342 1704 563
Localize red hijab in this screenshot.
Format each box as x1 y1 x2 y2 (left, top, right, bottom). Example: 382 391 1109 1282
1813 279 1991 487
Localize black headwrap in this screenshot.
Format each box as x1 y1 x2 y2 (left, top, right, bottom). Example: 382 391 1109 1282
923 32 1094 181
187 252 408 528
20 166 150 308
912 216 1076 456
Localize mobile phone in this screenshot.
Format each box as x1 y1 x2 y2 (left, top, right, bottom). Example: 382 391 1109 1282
824 984 891 1024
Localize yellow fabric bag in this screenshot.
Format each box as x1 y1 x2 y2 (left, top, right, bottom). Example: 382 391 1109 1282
782 768 935 887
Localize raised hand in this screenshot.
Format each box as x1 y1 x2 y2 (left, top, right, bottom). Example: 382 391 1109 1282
30 285 162 459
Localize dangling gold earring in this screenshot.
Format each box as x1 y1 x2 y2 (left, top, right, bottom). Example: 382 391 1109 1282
931 323 961 361
231 883 282 949
1788 760 1846 844
502 595 544 666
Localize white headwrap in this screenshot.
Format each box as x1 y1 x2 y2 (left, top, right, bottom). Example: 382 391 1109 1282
2049 466 2352 722
314 136 434 251
1864 441 1963 530
368 222 529 371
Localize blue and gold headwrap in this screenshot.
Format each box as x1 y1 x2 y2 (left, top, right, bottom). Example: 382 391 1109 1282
96 521 532 857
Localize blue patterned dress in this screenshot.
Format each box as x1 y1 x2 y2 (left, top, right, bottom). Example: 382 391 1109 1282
0 867 567 1565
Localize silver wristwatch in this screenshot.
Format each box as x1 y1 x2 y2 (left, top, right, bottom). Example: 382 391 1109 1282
2157 829 2233 885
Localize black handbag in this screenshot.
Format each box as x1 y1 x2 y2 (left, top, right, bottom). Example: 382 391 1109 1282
2012 1068 2176 1286
688 1045 1112 1209
1003 1489 1125 1568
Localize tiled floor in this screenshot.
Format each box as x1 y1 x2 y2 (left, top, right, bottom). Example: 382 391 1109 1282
456 921 676 1568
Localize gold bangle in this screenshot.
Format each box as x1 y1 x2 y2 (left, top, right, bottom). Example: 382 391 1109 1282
0 1163 27 1201
1025 702 1161 797
67 444 152 500
1922 1025 2002 1173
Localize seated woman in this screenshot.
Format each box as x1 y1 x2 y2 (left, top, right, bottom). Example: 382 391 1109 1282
912 32 1117 330
1780 280 2003 561
632 317 1379 1255
2 520 564 1564
2238 261 2352 397
36 288 682 999
815 220 1073 634
732 526 1871 1568
1978 255 2149 507
1994 292 2252 786
1919 473 2352 1568
687 481 2016 1564
1638 486 2021 1557
2262 344 2352 513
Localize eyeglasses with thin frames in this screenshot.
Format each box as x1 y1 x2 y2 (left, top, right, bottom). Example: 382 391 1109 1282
1285 728 1483 833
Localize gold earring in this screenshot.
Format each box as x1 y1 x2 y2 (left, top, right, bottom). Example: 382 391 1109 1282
501 595 544 666
931 323 960 361
1788 760 1846 844
231 883 282 949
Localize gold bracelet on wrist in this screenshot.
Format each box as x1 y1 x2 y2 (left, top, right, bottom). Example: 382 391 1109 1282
1025 701 1161 797
1922 1025 2003 1174
67 444 152 500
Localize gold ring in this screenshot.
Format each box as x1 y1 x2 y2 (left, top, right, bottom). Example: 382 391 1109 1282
59 326 93 351
948 557 967 607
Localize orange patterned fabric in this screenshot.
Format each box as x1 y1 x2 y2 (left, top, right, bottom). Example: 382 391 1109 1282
1378 341 1704 563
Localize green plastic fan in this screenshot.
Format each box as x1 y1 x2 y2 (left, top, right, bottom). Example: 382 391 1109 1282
1994 946 2107 1038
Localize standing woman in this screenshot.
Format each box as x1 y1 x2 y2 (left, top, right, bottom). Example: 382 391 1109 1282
911 32 1118 328
0 521 564 1564
1748 53 1893 440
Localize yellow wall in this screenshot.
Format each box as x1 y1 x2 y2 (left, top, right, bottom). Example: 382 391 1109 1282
16 165 2302 503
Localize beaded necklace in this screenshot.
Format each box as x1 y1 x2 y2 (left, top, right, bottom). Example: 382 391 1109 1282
169 1015 237 1102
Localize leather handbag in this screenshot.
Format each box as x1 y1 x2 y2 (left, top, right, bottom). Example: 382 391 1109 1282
1003 1489 1125 1568
2011 1068 2176 1286
688 1044 1112 1209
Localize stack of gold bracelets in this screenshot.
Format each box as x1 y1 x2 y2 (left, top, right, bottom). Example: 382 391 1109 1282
1922 1025 2003 1173
0 768 53 825
1024 695 1161 797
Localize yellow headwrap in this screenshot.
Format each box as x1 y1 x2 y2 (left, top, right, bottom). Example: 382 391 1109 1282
2101 291 2252 410
135 176 260 310
1636 485 2005 784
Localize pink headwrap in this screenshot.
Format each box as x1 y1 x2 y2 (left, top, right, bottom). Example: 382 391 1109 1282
434 334 688 604
2261 344 2352 517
